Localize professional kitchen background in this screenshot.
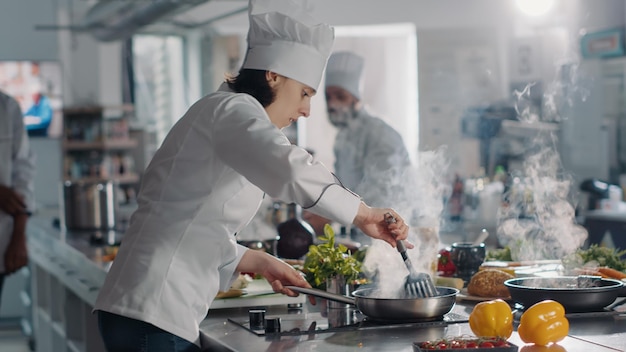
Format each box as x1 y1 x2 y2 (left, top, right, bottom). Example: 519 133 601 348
2 0 626 349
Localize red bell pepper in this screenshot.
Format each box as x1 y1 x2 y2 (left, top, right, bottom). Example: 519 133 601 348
437 248 456 276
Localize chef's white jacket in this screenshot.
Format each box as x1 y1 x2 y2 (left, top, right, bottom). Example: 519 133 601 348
0 92 35 274
94 83 361 345
334 108 411 208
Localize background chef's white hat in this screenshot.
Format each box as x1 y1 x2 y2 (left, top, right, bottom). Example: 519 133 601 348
242 0 335 90
324 51 365 100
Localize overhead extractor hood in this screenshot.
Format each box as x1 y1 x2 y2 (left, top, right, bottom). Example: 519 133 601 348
82 0 210 41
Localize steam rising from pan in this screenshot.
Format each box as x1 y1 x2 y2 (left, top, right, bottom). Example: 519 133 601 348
497 70 589 261
362 147 450 297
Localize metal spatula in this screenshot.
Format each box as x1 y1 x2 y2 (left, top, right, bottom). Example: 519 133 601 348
396 240 438 298
385 213 438 298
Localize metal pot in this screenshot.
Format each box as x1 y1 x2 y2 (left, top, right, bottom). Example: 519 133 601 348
62 180 119 231
287 286 458 321
504 276 626 312
275 204 315 259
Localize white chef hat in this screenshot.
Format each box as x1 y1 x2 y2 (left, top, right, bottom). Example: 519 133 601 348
242 0 335 90
324 51 365 100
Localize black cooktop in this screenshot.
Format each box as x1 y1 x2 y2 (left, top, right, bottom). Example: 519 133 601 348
228 308 470 337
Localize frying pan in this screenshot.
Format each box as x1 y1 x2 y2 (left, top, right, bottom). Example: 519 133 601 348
504 276 626 312
286 286 459 321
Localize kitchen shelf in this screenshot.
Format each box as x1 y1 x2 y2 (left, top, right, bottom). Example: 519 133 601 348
64 173 140 185
62 105 140 204
63 139 138 151
62 104 134 115
500 119 559 138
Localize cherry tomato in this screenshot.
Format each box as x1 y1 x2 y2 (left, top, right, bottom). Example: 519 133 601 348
449 340 466 348
479 341 495 348
419 341 434 349
466 341 478 348
493 339 510 347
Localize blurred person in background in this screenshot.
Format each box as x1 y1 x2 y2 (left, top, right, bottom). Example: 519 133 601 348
0 90 35 311
323 51 413 245
23 81 53 137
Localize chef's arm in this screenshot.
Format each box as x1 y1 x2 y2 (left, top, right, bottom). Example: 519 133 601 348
233 205 411 297
352 202 411 248
212 96 409 245
291 181 411 246
212 96 360 224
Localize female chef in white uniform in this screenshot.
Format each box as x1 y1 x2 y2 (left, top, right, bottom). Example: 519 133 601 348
93 1 410 350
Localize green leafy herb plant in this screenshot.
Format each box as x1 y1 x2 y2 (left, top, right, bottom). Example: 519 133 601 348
486 246 513 262
303 224 362 289
562 244 626 271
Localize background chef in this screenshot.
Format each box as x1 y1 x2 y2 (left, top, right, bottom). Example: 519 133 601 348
324 50 415 245
0 90 35 312
93 0 410 350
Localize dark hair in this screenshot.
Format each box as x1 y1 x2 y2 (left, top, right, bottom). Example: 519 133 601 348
226 69 275 107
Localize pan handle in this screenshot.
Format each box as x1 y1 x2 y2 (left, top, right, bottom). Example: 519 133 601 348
285 286 356 305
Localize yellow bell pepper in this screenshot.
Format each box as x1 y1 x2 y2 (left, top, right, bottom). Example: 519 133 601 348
520 343 567 352
518 300 569 346
469 299 513 338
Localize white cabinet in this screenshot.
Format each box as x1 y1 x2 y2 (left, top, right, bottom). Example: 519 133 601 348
28 224 106 352
559 60 617 184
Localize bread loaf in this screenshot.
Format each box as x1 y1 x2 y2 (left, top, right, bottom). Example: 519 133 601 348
467 269 514 298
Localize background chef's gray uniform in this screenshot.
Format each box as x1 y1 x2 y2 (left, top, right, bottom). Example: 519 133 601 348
334 107 412 244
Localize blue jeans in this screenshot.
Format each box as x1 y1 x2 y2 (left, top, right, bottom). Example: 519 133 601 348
97 310 201 352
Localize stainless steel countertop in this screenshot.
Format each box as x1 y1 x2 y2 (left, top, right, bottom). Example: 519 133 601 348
198 301 626 352
27 212 115 305
26 211 626 351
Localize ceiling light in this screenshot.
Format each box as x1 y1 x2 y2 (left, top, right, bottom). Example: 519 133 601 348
515 0 554 17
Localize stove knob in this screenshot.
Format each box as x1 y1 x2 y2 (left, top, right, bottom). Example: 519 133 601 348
264 317 281 334
249 309 266 330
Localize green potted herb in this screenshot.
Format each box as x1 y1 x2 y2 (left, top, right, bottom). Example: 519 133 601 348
303 224 363 291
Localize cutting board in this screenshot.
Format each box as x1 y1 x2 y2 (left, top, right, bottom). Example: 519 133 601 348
210 279 305 309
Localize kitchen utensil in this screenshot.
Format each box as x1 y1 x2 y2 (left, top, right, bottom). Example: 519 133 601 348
326 275 352 309
385 213 437 298
276 203 315 259
472 229 489 246
450 242 486 282
504 276 626 312
397 240 438 298
286 285 458 321
62 180 119 231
